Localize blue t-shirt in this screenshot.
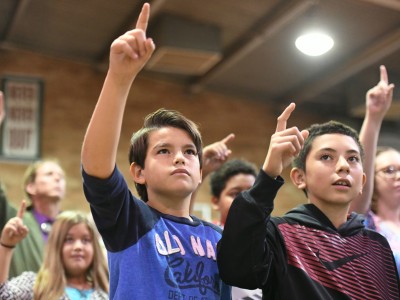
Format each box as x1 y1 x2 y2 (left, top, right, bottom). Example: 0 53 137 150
82 166 231 300
65 287 94 300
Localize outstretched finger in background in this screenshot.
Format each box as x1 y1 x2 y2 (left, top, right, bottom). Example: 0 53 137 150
17 200 26 219
380 65 388 84
221 133 235 145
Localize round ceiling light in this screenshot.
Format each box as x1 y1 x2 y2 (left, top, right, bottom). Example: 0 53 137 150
295 32 334 56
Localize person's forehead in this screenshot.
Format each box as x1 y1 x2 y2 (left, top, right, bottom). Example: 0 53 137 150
148 127 194 145
225 173 255 189
67 223 90 235
376 150 400 166
37 162 64 173
310 133 360 152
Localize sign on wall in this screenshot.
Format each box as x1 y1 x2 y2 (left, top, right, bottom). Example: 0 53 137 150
0 76 43 160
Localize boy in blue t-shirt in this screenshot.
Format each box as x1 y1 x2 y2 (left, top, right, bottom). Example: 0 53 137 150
81 3 230 299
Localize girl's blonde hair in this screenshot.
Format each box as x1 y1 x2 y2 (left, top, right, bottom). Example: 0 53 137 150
33 211 109 299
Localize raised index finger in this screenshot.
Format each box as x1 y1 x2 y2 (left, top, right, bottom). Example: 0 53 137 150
380 65 388 84
276 103 296 132
17 200 26 219
136 3 150 32
221 133 235 145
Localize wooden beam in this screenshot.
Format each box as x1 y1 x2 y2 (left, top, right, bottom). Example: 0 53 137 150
2 0 32 40
189 0 318 94
282 28 400 103
357 0 400 11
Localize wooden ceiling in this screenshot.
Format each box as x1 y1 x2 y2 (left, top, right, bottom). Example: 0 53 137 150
1 0 399 143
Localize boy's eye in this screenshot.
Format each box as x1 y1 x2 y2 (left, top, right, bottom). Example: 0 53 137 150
348 156 360 163
185 149 197 155
157 149 169 154
320 154 331 160
228 191 240 199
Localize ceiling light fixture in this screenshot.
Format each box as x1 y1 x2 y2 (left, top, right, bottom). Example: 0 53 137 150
295 31 334 56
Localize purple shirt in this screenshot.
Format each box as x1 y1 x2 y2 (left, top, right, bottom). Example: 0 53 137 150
32 209 54 241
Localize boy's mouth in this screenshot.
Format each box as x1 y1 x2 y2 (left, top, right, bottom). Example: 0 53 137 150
333 179 351 187
171 168 190 176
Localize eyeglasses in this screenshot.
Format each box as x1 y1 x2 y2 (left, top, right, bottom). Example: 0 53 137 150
376 165 400 179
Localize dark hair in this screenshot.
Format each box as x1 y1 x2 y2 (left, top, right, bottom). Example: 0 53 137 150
128 108 203 201
293 120 364 172
210 159 257 198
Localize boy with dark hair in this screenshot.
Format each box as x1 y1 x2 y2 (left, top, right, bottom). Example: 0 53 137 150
217 103 400 299
209 159 263 300
292 120 364 171
210 159 257 226
128 108 203 202
81 3 230 299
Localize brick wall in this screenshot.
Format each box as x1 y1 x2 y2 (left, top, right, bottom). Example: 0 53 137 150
0 49 323 221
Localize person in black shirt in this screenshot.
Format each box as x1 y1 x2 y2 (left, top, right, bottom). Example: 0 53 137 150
217 103 400 299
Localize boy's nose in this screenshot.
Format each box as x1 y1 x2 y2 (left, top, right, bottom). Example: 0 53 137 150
336 156 350 173
174 152 185 165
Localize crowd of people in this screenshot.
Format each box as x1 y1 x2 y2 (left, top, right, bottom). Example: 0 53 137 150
0 3 399 299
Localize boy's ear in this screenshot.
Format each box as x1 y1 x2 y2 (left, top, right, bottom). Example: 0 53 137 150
130 162 146 185
210 196 220 211
290 167 306 190
359 172 367 195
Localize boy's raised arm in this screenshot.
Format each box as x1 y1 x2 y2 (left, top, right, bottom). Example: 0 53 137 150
81 3 155 178
201 133 235 179
189 133 235 213
262 103 309 178
217 103 308 288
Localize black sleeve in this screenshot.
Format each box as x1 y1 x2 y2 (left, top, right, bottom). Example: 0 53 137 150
217 169 285 289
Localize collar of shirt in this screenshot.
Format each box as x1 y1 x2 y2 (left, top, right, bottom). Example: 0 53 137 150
32 209 55 240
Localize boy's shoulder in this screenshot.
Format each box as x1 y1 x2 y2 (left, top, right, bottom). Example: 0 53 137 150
191 215 223 234
362 225 393 245
269 204 365 234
